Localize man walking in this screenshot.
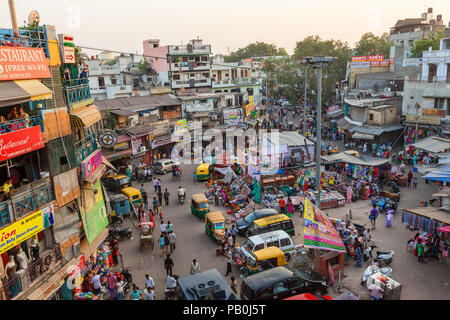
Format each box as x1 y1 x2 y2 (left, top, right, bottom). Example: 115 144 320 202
142 188 148 210
153 197 159 214
144 274 155 290
407 170 413 187
369 204 379 230
168 231 176 253
190 259 201 274
164 254 174 276
225 249 232 277
153 178 158 193
158 189 163 207
231 225 237 245
164 188 170 206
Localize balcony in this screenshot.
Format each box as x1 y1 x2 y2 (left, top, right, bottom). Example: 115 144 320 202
170 62 210 72
171 79 212 89
0 27 49 58
212 78 262 88
0 245 62 300
75 134 98 165
64 79 93 110
0 115 43 135
0 178 56 229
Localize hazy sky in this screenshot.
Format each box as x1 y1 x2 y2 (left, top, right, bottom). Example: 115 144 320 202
1 0 449 56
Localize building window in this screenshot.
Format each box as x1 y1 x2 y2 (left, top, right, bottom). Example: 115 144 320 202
434 98 445 109
428 64 437 82
369 114 374 120
111 78 117 85
190 73 195 78
98 77 105 88
202 73 209 78
173 74 180 80
447 99 450 115
201 56 208 62
447 64 450 83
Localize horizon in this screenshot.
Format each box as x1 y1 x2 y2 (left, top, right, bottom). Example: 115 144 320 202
0 0 449 57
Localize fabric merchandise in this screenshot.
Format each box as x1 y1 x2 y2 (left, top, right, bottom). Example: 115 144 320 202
401 211 446 236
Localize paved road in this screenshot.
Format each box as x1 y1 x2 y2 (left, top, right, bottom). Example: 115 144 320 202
113 113 450 300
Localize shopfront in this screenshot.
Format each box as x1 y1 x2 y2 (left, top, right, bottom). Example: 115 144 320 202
0 204 59 300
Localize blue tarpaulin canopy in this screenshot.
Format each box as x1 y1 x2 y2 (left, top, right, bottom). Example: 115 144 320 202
423 165 450 183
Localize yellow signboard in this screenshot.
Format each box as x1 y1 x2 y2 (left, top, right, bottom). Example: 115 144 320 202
0 211 44 254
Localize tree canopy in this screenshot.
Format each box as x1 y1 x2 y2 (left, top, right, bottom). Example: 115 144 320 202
292 35 352 103
355 32 391 57
410 31 445 58
224 42 288 62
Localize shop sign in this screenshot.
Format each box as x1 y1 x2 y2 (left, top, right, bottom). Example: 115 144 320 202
0 125 45 162
173 119 189 136
0 204 55 254
327 105 341 114
113 142 130 151
423 109 446 117
350 61 370 69
62 47 75 64
370 59 391 67
81 149 103 179
0 47 51 81
351 55 384 62
131 138 142 155
223 108 243 126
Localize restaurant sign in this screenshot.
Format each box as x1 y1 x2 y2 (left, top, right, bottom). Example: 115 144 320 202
81 149 103 179
0 47 51 81
0 126 45 162
351 55 384 62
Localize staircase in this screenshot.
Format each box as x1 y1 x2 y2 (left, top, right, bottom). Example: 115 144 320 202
41 66 67 110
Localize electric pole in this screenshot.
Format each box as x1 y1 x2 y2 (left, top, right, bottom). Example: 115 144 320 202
303 65 308 136
315 64 323 207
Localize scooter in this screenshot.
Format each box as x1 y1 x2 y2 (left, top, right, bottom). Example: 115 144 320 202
165 275 179 300
108 225 132 241
361 262 392 285
178 194 185 205
375 250 394 265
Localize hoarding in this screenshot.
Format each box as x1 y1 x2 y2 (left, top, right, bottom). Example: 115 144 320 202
351 55 384 62
0 47 51 80
223 108 243 126
80 149 103 179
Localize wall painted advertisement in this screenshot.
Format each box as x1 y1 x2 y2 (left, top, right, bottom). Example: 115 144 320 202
223 108 243 126
0 204 55 254
79 180 108 244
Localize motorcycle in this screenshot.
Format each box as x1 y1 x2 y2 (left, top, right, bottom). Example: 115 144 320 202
361 262 392 285
375 250 394 265
178 194 185 205
165 275 179 300
121 269 133 293
108 225 132 241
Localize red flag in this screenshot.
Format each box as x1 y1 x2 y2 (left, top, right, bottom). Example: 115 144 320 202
327 262 335 286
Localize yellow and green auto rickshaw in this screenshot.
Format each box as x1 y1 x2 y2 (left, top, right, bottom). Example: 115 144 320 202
196 163 211 181
205 211 225 243
191 193 210 219
245 246 287 276
121 187 143 207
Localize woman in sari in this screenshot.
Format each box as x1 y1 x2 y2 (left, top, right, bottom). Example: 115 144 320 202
346 185 353 203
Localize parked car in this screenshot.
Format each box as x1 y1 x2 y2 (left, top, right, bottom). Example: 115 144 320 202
154 159 181 174
241 230 295 261
235 209 278 236
240 266 327 300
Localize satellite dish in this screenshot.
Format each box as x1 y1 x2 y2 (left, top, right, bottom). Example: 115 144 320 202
28 10 40 25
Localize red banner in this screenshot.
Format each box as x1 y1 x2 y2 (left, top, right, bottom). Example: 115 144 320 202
0 47 51 81
0 126 45 161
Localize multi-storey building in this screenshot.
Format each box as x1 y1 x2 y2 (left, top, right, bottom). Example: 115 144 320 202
402 37 450 143
167 39 212 94
0 19 109 300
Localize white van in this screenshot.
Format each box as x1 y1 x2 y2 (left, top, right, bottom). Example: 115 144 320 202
240 230 295 261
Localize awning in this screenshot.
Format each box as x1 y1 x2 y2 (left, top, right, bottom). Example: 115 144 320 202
70 105 102 129
0 80 53 108
423 165 450 183
102 156 118 172
104 149 132 161
84 164 106 184
411 136 450 154
403 207 450 225
351 132 375 140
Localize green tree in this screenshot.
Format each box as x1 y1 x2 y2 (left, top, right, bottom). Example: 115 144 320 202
224 42 288 62
355 32 391 57
410 31 444 58
292 35 352 103
138 58 149 72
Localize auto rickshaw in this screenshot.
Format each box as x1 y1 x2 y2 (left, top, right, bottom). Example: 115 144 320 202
205 211 225 243
121 187 143 207
191 193 210 219
196 163 211 181
138 222 154 251
244 247 287 276
109 194 131 217
102 174 131 193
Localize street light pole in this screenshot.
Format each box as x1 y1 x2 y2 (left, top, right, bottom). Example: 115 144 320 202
303 65 308 137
